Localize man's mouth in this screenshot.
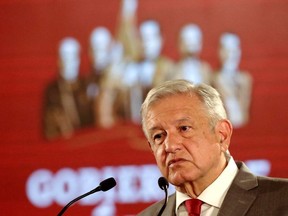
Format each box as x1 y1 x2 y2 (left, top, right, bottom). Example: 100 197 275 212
168 158 185 167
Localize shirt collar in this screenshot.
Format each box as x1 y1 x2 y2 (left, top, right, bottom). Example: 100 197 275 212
175 156 238 212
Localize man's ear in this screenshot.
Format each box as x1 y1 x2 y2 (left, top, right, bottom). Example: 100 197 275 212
215 119 233 152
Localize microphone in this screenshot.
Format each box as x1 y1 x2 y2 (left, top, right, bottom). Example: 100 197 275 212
57 177 116 216
157 177 169 216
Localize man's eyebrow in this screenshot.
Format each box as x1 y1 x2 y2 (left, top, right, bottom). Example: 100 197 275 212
148 118 192 131
148 126 161 132
174 117 191 124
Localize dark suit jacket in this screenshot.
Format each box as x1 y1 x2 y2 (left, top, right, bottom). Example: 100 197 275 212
137 161 288 216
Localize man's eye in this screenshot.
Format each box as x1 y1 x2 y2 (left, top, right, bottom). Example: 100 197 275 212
153 134 162 140
151 133 166 145
180 126 190 131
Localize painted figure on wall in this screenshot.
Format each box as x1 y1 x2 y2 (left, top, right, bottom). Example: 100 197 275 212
213 32 253 128
174 23 212 85
43 37 94 139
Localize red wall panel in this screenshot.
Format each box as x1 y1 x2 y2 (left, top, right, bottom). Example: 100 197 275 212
0 0 287 215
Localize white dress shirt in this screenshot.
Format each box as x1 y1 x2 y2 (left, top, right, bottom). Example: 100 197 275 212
175 156 238 216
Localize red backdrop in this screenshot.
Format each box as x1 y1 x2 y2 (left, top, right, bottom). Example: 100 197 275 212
0 0 288 215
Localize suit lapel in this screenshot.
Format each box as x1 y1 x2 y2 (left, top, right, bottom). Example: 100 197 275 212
217 162 258 216
162 193 176 216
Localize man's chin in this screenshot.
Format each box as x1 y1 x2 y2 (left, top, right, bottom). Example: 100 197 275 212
168 172 187 186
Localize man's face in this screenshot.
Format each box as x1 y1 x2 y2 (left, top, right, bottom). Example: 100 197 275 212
180 27 202 56
145 94 226 187
90 29 112 70
140 22 162 60
60 52 80 81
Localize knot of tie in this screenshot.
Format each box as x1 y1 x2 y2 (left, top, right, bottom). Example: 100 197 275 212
185 199 203 216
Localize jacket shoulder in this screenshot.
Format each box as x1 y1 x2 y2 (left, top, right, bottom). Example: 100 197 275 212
256 175 288 193
137 193 176 216
137 201 162 216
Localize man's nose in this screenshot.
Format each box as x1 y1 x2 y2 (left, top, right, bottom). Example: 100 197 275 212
164 132 182 153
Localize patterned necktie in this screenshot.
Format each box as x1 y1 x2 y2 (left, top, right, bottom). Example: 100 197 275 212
185 199 203 216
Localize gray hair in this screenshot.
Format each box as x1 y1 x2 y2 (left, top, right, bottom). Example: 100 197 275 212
141 79 227 136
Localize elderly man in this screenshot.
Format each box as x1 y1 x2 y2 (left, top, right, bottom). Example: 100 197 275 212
137 79 288 216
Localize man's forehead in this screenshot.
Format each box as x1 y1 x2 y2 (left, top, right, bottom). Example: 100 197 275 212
147 95 201 117
146 107 193 127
